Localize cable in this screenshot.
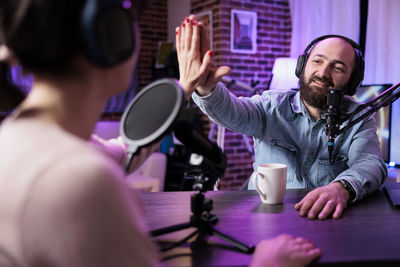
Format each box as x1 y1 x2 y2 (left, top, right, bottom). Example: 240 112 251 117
158 229 199 252
161 253 193 262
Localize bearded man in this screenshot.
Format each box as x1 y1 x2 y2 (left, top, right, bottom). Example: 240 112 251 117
176 25 387 221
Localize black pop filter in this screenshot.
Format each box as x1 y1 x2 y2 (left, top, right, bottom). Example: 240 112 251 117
120 78 184 156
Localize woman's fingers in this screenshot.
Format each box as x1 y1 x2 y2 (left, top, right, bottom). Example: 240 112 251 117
175 27 181 55
176 15 224 96
184 17 193 52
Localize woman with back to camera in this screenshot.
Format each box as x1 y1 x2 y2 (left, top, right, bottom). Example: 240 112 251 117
0 0 321 266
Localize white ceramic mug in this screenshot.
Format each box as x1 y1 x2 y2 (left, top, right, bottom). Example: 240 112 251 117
253 163 287 204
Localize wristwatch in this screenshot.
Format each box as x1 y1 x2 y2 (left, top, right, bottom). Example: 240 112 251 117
336 179 356 202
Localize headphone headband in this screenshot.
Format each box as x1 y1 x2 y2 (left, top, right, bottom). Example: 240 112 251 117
81 0 136 68
295 34 365 96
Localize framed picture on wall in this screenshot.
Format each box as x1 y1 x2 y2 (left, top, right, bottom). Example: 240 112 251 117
230 9 257 54
195 10 213 50
155 41 174 69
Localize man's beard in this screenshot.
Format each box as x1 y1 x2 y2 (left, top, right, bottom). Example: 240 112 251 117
299 75 334 109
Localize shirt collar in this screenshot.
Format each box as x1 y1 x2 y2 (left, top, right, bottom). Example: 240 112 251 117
291 91 303 114
290 91 324 123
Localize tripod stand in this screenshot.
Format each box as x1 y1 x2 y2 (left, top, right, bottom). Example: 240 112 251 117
151 176 255 254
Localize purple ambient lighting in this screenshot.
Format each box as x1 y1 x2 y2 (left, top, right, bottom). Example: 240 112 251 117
122 0 131 9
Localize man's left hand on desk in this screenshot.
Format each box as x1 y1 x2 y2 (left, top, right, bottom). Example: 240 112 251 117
294 182 349 220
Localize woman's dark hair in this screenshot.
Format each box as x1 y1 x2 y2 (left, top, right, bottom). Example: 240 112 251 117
0 0 148 74
0 0 84 74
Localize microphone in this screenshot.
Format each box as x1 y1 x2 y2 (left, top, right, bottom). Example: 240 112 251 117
322 88 344 163
173 120 227 181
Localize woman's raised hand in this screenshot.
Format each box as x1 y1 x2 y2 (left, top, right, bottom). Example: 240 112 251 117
176 15 230 99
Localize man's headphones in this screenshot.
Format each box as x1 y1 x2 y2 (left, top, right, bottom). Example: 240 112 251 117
80 0 136 68
295 34 365 96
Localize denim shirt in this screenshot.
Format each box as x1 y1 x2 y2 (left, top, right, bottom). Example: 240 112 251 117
192 82 387 202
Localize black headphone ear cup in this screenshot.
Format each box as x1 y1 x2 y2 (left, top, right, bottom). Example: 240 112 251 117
0 63 25 111
96 8 135 65
346 49 365 95
295 54 306 78
81 0 135 68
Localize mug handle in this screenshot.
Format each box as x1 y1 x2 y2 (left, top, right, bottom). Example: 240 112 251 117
255 172 267 200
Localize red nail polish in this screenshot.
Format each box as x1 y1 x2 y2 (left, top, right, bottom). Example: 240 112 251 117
192 20 197 26
208 51 214 56
176 30 179 35
182 22 185 27
185 17 189 23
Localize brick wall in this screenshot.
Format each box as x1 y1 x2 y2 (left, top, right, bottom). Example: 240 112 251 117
191 0 292 189
138 0 168 89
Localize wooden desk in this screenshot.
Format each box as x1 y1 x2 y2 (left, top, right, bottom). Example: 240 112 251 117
140 188 400 266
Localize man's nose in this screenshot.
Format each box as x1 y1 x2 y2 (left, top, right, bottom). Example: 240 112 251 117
317 64 331 79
